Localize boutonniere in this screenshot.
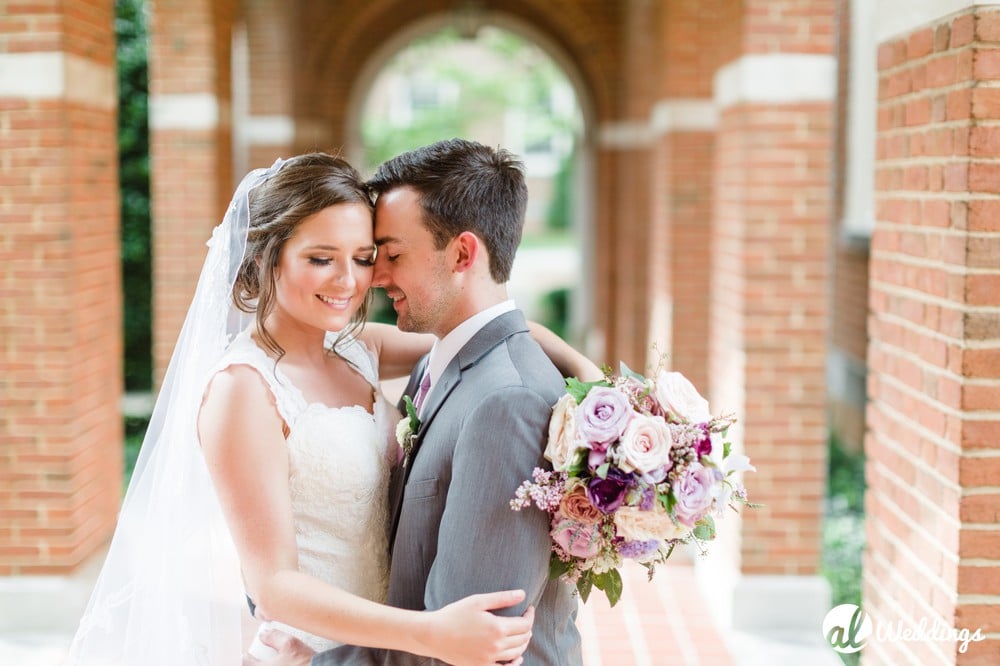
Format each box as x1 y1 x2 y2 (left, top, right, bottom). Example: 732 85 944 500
395 395 421 464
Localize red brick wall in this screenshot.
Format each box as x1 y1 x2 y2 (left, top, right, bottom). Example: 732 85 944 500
866 8 1000 664
653 0 730 390
710 0 835 577
0 0 121 574
149 0 236 385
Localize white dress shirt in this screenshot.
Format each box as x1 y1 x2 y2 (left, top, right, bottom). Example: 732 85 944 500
420 300 516 409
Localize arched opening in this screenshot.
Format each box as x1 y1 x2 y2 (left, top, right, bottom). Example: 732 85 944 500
344 12 598 352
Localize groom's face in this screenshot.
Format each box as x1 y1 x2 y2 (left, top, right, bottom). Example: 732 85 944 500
373 187 457 336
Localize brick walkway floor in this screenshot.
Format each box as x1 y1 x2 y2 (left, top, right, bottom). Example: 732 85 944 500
0 555 737 666
578 558 736 666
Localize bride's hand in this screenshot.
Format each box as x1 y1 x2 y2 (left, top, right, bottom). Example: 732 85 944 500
423 589 534 665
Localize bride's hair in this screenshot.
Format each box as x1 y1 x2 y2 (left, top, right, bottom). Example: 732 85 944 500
232 152 374 359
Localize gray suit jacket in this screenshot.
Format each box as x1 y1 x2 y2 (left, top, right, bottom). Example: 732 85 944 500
313 310 582 665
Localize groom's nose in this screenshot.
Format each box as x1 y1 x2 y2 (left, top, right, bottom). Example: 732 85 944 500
372 251 390 288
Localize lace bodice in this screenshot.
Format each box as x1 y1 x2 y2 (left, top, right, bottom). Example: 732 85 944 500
214 329 396 653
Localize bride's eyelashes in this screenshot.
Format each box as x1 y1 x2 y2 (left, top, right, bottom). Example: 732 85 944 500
307 255 376 267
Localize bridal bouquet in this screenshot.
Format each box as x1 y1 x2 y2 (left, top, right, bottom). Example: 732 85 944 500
510 363 754 606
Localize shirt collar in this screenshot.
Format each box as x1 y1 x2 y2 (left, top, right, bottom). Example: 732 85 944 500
425 300 516 388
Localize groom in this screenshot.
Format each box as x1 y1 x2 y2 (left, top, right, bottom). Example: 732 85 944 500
267 139 582 665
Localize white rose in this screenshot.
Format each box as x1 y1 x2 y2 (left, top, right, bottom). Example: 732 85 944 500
544 394 583 471
618 414 672 474
655 370 711 423
614 504 689 542
395 417 411 447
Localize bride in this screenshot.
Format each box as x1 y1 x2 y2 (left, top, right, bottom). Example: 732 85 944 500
68 153 594 665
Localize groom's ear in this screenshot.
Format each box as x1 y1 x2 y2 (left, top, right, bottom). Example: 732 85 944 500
451 231 481 274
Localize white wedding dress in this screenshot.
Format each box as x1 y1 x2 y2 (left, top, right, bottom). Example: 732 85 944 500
216 329 397 657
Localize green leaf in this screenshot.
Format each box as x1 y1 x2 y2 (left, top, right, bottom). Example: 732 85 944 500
576 574 593 603
549 555 571 580
565 377 608 403
403 395 420 431
692 514 716 541
723 440 732 458
618 361 645 382
566 450 589 475
596 462 610 479
603 568 623 607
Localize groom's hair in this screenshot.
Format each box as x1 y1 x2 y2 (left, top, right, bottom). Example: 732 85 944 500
368 138 527 283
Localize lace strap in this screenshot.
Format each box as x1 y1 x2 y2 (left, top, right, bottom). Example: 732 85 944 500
210 331 307 425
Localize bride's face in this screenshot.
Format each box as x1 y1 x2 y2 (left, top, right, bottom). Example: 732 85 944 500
271 202 375 333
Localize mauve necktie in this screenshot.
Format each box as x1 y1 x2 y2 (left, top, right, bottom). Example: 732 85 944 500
413 370 431 413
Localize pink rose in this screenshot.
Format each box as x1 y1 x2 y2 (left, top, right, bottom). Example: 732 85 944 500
618 414 672 474
655 370 711 423
550 516 602 559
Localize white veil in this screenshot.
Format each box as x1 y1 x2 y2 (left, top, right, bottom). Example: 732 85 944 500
68 158 286 665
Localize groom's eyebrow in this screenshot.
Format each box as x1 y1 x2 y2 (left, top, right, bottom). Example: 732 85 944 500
374 236 399 247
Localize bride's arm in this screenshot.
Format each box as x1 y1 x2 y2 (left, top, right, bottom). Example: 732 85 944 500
361 320 603 381
526 322 604 381
198 366 531 664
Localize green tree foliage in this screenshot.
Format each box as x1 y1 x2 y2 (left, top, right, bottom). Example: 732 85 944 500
116 0 152 390
361 26 579 185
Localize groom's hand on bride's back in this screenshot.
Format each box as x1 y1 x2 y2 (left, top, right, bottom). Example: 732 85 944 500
244 628 315 666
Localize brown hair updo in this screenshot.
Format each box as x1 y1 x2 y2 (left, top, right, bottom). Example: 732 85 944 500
231 153 374 360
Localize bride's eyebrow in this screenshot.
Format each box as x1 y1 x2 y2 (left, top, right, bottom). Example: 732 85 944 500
303 244 376 252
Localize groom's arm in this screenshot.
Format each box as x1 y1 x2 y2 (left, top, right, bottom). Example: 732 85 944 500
425 386 554 616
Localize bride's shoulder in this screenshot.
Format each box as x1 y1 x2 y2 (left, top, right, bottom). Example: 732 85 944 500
203 362 278 413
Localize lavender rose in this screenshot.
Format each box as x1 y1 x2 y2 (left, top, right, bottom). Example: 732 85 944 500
575 386 633 445
550 516 602 559
619 414 672 474
655 370 711 424
586 467 632 514
672 462 718 526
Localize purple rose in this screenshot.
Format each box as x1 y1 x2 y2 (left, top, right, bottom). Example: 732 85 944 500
550 517 601 559
576 387 633 445
587 467 632 514
672 462 718 527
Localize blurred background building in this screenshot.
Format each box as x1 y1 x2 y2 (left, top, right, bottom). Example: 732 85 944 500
1 1 998 664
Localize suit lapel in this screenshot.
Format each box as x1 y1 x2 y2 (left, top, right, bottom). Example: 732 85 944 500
389 310 530 547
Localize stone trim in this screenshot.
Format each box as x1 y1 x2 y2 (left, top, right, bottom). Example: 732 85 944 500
876 0 1000 43
149 93 221 130
714 54 836 109
598 98 717 148
0 53 114 109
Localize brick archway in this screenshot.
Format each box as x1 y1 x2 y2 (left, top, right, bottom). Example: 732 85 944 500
3 0 932 660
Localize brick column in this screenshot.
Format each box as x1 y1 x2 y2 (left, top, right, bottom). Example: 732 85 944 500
0 0 120 629
234 0 302 174
699 0 837 641
865 4 1000 663
148 0 237 385
649 0 728 390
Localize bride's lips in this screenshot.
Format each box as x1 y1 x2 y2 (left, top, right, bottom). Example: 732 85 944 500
316 294 352 310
